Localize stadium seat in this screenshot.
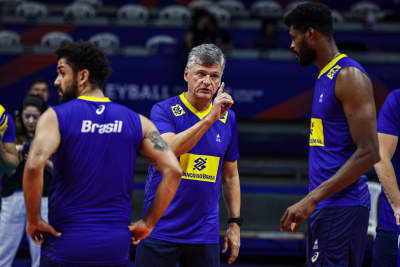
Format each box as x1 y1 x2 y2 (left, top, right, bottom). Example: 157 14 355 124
0 30 20 46
117 4 149 21
64 3 96 18
367 181 381 239
217 0 245 11
89 33 120 49
41 32 74 47
188 0 214 10
331 11 344 24
350 1 381 13
159 5 191 22
74 0 103 7
251 1 283 13
146 35 177 50
285 0 310 11
207 6 231 25
15 2 48 18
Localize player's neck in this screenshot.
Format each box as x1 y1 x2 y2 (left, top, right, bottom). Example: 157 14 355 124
314 41 340 72
184 92 211 112
79 87 105 99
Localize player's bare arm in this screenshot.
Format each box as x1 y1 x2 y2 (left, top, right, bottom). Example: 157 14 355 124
128 115 182 244
0 126 19 176
162 83 234 157
374 133 400 224
221 160 241 265
281 67 379 233
23 108 62 244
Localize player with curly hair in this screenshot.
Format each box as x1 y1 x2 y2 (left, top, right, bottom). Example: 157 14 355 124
280 3 380 267
22 40 183 266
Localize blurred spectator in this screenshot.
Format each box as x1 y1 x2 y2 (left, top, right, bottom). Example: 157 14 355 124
0 95 52 267
185 9 212 52
205 15 231 51
29 78 49 103
253 18 282 50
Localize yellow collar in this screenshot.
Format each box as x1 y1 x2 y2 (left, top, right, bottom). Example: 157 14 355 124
318 54 347 79
77 96 111 102
179 93 212 120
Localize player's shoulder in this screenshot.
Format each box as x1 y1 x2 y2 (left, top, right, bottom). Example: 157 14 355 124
151 95 181 114
384 89 400 107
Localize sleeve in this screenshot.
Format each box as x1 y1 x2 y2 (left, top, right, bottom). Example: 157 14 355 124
150 103 176 135
377 91 400 137
223 113 239 161
2 113 16 143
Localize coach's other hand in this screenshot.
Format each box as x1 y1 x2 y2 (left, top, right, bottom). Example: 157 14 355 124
27 219 61 245
222 223 240 265
208 82 233 123
128 219 153 245
280 195 317 234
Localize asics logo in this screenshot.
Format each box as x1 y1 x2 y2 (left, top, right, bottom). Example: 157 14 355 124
311 252 319 263
193 158 207 171
96 105 105 115
81 120 122 134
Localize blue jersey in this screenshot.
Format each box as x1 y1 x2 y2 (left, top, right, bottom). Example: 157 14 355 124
42 96 143 265
309 54 371 211
143 93 239 244
377 90 400 232
2 113 15 143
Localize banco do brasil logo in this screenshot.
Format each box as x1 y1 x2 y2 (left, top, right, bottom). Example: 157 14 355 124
310 122 314 135
193 158 207 171
171 104 185 117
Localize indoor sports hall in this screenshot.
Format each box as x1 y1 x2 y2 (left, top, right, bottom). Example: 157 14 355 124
1 0 400 266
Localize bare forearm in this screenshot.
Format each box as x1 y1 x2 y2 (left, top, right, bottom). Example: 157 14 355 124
375 159 400 208
222 175 241 218
309 148 379 203
143 167 181 228
168 118 214 157
23 165 44 223
0 143 19 176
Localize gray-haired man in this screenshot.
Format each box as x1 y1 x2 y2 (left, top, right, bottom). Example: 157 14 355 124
135 44 242 267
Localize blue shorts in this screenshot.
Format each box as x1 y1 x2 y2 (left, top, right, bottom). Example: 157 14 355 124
40 255 130 267
372 223 397 267
135 236 220 267
307 206 369 267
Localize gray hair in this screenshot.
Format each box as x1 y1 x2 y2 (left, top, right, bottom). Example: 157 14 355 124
186 44 226 72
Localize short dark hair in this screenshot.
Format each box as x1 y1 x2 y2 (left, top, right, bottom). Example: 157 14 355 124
30 78 48 89
54 40 113 89
284 3 333 39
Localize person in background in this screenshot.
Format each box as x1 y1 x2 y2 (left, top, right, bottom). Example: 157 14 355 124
185 9 212 53
206 15 231 51
0 95 51 267
253 18 282 50
0 112 18 178
29 78 49 103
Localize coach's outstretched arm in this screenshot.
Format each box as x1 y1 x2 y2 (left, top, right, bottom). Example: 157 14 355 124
281 67 380 233
23 109 62 244
128 115 182 244
0 126 19 177
161 83 233 157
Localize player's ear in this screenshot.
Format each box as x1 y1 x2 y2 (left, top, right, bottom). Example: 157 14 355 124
184 68 189 82
79 69 90 86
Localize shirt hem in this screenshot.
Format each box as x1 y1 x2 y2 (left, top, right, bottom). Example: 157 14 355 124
315 202 370 211
149 233 219 244
378 220 397 232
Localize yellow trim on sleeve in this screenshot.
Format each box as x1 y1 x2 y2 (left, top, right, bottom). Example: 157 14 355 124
317 54 347 79
179 93 212 120
77 96 111 102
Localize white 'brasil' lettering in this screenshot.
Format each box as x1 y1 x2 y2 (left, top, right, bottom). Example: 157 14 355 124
81 120 123 134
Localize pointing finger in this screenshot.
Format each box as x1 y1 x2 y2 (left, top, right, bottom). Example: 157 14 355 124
217 82 225 96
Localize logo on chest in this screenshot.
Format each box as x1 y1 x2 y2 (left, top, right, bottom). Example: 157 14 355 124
171 104 185 117
309 118 324 146
180 153 220 183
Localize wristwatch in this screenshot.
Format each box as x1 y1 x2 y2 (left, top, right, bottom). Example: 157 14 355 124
228 216 243 227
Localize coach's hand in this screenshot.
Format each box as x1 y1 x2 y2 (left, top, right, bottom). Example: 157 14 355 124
27 219 61 245
222 223 240 265
208 82 233 123
128 219 153 245
280 195 317 234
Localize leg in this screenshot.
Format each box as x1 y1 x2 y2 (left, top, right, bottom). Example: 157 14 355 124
179 243 220 267
134 237 182 267
371 224 397 267
0 192 28 267
348 207 370 267
29 196 49 267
